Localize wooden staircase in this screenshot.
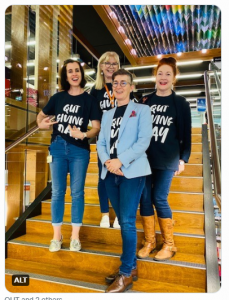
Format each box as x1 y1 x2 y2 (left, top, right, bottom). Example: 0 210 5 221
5 128 206 293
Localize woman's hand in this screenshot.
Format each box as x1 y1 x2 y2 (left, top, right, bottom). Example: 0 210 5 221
105 159 124 176
174 160 185 176
38 116 58 129
68 125 84 140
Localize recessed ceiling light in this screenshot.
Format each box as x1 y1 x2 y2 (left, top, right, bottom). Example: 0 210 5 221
202 49 207 53
177 52 182 56
157 55 162 58
125 39 131 45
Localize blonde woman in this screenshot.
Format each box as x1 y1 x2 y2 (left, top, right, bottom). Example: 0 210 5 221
91 52 137 229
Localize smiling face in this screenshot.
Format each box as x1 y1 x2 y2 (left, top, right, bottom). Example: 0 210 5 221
112 75 134 105
155 64 175 96
66 62 82 87
100 56 119 82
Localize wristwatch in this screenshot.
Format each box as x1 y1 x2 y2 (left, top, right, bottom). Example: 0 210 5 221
82 132 87 139
179 160 185 165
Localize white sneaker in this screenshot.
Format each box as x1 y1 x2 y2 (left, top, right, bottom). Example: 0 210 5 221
113 217 120 229
100 215 110 228
70 238 81 251
49 235 63 252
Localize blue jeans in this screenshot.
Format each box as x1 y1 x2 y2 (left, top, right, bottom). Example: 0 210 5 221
49 136 89 226
98 157 109 213
140 169 174 218
105 173 146 277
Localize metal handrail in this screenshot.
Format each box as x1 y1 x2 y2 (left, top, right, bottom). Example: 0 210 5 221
202 124 220 292
204 71 221 209
5 116 55 153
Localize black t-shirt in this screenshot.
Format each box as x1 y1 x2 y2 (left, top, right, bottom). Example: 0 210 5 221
42 91 101 151
140 93 180 171
90 83 138 113
110 105 128 159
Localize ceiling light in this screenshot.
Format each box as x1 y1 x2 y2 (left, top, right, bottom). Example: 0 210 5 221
56 59 60 63
81 62 85 66
177 60 203 66
125 39 131 46
44 67 48 71
202 49 207 53
176 90 202 95
176 73 203 79
85 82 95 87
118 26 125 34
85 69 96 75
177 52 182 56
157 55 162 58
133 77 155 83
27 41 36 46
109 12 117 19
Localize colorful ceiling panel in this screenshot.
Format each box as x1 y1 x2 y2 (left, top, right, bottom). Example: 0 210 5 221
109 5 221 57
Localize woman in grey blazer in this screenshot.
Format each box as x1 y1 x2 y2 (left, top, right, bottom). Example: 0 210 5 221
97 69 152 293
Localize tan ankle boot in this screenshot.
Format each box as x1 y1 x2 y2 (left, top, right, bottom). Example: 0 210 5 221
154 218 177 261
137 216 156 259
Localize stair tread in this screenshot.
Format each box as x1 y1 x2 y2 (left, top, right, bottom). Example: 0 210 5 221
5 258 205 293
9 234 206 266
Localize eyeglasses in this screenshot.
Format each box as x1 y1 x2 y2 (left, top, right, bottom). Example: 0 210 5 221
112 81 132 88
102 62 119 67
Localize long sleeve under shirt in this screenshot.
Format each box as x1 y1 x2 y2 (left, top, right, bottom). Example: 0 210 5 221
141 93 180 171
42 91 101 151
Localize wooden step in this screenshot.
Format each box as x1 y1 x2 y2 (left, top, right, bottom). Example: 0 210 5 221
5 258 205 293
66 174 203 193
10 232 205 266
192 135 202 143
192 128 201 134
87 162 203 177
41 202 205 235
66 188 204 212
191 143 202 152
26 220 205 256
7 240 206 291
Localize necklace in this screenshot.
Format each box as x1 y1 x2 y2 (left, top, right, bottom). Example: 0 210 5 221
104 84 115 108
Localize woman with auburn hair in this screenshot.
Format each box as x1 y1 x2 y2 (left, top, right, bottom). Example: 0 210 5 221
138 57 191 261
91 51 137 229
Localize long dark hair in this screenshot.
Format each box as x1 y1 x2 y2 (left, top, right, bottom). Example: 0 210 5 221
60 59 87 90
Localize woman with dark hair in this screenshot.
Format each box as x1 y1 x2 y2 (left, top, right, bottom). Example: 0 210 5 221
36 59 101 252
138 57 191 261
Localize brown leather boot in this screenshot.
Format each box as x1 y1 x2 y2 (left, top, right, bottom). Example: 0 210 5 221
137 216 156 259
105 274 133 293
105 268 138 284
154 218 177 261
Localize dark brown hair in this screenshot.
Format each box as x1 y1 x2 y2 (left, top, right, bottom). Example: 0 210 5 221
60 59 87 90
154 57 179 83
112 68 133 83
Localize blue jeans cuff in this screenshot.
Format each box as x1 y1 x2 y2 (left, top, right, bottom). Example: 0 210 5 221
72 223 82 227
119 270 131 277
52 222 63 226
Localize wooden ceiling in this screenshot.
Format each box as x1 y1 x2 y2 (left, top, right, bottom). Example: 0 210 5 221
94 5 221 66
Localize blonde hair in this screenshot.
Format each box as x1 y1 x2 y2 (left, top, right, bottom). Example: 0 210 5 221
94 51 120 90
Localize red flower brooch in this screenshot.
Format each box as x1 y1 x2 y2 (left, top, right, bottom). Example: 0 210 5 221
130 110 137 117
